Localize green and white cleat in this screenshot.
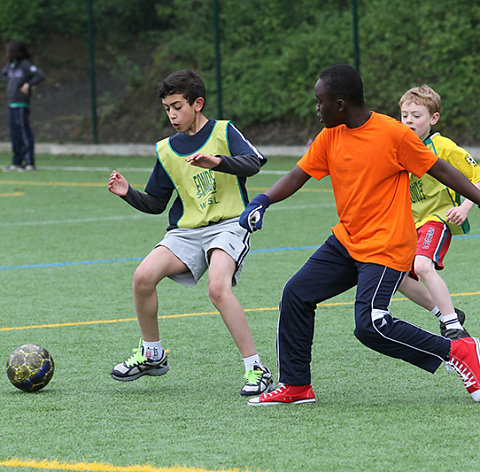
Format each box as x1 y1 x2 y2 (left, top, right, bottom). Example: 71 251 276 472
240 363 275 396
111 339 169 381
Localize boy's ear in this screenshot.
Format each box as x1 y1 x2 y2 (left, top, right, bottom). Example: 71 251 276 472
336 98 345 112
193 97 205 112
430 112 440 126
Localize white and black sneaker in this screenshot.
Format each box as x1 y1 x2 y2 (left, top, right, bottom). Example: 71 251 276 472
440 308 469 339
3 164 24 172
240 363 275 396
111 340 169 381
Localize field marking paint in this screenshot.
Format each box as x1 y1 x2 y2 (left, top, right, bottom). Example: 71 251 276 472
0 214 153 228
0 246 319 270
39 165 153 173
38 164 289 175
0 203 334 229
0 191 24 197
248 186 332 193
0 178 329 193
2 293 479 333
0 308 275 332
0 232 477 270
0 179 106 188
0 458 248 472
0 257 144 270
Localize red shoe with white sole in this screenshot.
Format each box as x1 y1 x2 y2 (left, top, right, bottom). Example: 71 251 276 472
448 337 480 402
247 383 316 406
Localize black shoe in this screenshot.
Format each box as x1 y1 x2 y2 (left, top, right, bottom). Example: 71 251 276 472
444 328 471 340
440 308 466 337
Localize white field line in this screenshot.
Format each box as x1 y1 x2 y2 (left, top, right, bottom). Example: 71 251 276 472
0 214 153 227
0 203 334 227
38 165 289 175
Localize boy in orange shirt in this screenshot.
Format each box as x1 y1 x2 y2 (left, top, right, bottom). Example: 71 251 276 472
397 85 480 340
240 64 480 405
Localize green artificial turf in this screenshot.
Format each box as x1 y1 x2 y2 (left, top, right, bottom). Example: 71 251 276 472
1 152 479 472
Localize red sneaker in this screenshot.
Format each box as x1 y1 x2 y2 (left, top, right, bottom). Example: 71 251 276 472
449 337 480 402
247 384 316 406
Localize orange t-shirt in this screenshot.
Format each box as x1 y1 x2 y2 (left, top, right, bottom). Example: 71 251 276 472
297 112 438 272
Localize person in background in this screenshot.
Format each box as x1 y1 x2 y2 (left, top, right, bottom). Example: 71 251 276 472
1 40 45 171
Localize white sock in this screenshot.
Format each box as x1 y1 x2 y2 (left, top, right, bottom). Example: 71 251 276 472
142 340 163 360
439 312 463 331
431 306 441 318
243 354 261 372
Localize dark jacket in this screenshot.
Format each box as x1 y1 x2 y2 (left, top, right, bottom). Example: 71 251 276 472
1 58 45 106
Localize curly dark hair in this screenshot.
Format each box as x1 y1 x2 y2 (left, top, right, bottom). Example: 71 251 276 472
158 69 206 108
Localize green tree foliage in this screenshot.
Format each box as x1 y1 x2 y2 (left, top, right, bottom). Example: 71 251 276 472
0 0 165 43
0 0 44 42
150 0 353 137
360 0 480 143
1 0 479 143
147 0 480 142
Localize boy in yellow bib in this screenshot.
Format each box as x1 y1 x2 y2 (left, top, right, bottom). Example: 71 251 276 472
108 69 274 396
398 85 480 339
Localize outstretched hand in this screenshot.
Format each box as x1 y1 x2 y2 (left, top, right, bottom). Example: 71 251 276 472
185 152 222 169
108 170 129 196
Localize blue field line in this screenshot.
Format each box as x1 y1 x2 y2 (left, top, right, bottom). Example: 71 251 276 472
251 245 320 253
0 257 143 271
0 246 320 271
0 235 478 271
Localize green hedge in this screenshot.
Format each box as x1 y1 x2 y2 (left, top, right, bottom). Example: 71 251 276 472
1 0 479 143
154 0 480 143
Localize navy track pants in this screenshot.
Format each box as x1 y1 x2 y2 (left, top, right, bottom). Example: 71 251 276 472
9 106 35 166
277 234 451 386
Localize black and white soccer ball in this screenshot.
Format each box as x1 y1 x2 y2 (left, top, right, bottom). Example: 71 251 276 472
6 344 54 392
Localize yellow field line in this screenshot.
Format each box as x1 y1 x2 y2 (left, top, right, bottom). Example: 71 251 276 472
1 292 478 333
0 458 250 472
0 179 106 188
0 308 275 332
248 186 331 193
0 191 24 197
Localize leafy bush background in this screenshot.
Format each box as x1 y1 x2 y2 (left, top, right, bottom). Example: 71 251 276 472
0 0 478 144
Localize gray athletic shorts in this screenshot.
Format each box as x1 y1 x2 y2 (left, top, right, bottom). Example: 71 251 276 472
156 217 251 287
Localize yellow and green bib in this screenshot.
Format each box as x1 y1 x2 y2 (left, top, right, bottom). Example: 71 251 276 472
155 120 247 228
410 133 480 235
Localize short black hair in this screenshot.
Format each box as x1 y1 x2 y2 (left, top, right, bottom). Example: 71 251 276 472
318 64 364 106
158 69 206 107
6 41 30 62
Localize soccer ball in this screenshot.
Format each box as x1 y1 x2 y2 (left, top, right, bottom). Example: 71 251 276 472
6 344 54 392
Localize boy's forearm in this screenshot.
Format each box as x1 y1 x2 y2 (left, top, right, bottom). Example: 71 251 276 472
461 182 480 210
427 159 480 205
214 154 262 177
121 186 167 214
265 165 311 204
459 200 474 212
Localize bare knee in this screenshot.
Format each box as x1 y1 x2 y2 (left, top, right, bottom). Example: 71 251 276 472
413 257 435 281
133 266 157 295
208 279 231 305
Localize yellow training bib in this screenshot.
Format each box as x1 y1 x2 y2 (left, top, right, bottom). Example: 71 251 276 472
155 120 247 228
